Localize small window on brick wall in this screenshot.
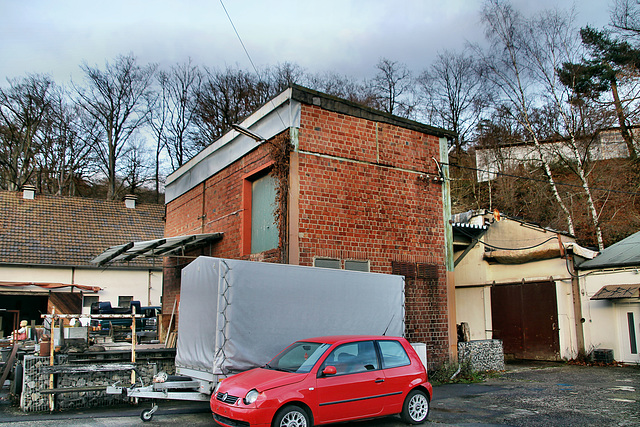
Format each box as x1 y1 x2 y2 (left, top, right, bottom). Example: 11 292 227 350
314 258 341 269
314 258 370 272
345 260 370 272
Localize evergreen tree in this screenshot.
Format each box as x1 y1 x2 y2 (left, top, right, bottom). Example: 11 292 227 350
558 26 640 160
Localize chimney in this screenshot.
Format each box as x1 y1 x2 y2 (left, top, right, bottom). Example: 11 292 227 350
124 194 138 209
22 185 36 200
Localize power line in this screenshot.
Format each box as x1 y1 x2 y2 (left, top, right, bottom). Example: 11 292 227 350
219 0 259 75
219 0 287 128
447 162 640 196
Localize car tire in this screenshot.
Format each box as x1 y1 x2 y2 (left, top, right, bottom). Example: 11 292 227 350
272 404 311 427
400 389 430 424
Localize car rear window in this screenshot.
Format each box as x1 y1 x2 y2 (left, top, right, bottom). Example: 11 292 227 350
378 340 410 369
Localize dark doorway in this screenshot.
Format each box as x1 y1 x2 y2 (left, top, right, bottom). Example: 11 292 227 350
0 294 49 336
491 281 560 360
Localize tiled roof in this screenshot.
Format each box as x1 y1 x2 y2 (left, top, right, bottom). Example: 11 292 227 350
0 191 164 268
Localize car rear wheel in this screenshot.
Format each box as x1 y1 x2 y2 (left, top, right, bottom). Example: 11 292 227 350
401 389 430 424
273 405 310 427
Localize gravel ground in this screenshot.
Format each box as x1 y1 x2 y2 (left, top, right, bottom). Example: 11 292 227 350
1 361 638 426
430 361 640 426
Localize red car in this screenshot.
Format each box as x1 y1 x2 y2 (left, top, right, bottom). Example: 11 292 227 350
211 335 432 427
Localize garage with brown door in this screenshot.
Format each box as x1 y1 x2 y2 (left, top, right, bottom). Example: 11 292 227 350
491 280 560 360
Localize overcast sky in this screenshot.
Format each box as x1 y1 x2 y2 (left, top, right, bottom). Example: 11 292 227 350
1 0 612 86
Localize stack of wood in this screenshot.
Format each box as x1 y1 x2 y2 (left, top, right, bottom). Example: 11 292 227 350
165 332 177 348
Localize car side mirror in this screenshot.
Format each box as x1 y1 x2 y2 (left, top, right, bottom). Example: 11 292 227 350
322 366 337 376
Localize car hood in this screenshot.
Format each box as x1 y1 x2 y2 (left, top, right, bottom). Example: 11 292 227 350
221 368 307 393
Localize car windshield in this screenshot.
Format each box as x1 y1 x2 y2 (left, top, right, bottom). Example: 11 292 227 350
265 342 331 373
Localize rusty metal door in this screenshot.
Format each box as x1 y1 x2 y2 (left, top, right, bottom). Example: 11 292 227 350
491 281 560 360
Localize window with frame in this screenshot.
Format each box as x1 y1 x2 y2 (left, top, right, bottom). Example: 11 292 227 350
345 260 370 272
251 172 278 253
243 168 278 255
118 295 133 308
314 258 341 269
378 340 411 369
83 296 99 308
320 341 379 375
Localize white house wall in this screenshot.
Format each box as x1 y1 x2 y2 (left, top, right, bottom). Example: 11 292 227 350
475 133 632 182
455 286 492 340
454 217 578 360
580 269 640 363
74 268 162 310
0 265 162 314
555 278 579 360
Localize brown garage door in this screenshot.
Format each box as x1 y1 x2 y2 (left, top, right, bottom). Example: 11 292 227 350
491 281 560 360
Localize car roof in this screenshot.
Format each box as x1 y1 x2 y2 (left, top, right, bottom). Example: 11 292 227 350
299 335 405 345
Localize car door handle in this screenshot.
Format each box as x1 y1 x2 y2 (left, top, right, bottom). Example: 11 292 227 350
375 378 385 383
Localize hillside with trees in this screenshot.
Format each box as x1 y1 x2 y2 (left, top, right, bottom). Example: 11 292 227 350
1 0 639 248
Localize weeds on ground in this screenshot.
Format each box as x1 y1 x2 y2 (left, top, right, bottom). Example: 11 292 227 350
429 358 497 385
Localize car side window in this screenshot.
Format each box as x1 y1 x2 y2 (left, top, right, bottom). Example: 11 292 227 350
378 340 411 369
320 341 379 375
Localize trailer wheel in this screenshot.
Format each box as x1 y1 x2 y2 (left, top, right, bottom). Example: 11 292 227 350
140 408 154 422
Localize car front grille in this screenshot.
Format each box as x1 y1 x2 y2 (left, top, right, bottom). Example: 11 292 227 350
216 391 240 404
213 413 250 427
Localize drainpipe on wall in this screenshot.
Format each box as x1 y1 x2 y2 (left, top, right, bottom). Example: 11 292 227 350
568 248 586 358
441 137 457 362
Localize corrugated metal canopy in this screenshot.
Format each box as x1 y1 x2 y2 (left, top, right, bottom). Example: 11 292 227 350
591 284 640 300
91 233 223 266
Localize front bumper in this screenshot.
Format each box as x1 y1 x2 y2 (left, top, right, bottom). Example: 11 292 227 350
211 398 272 427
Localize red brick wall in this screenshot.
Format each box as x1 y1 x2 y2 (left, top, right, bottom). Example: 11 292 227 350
163 145 280 324
163 104 450 366
296 105 449 366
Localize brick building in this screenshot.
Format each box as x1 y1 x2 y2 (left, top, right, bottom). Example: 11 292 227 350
163 85 457 365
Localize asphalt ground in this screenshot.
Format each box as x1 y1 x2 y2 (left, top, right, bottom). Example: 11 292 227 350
1 361 638 426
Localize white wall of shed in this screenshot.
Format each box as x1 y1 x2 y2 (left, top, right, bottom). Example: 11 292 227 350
0 265 162 313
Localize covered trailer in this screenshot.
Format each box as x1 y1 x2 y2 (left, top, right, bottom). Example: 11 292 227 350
176 256 405 382
108 256 405 420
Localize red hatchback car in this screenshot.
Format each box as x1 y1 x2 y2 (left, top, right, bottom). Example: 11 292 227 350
211 335 432 427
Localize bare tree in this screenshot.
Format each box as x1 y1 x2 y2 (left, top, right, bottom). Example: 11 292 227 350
477 0 576 236
369 58 415 117
267 61 306 93
306 71 378 106
418 50 489 153
122 136 153 195
194 66 282 146
525 8 607 249
150 58 202 199
0 74 53 191
74 54 157 200
611 0 640 37
37 89 96 196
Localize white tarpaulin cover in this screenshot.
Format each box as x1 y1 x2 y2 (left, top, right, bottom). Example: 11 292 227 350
175 257 405 378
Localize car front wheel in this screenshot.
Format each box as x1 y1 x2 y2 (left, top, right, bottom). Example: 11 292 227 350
400 389 430 424
273 405 310 427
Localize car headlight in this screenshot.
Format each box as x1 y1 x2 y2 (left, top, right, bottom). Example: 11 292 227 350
243 389 259 405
